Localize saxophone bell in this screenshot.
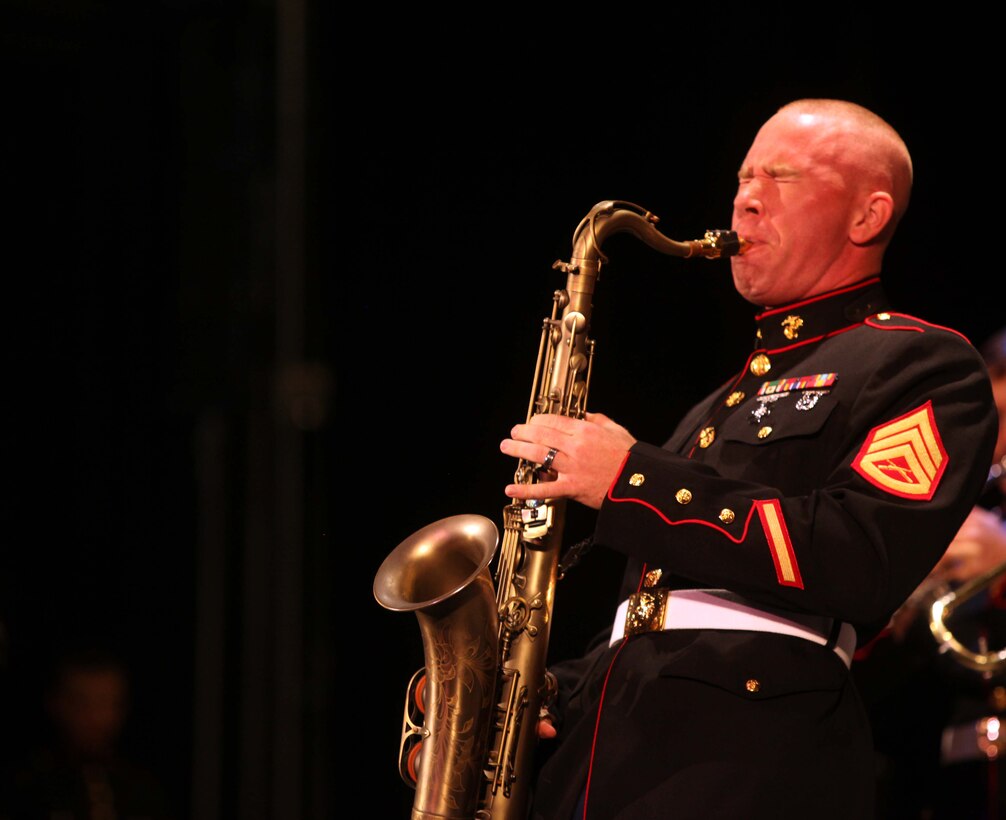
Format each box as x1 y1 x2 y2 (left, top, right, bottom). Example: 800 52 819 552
374 515 501 818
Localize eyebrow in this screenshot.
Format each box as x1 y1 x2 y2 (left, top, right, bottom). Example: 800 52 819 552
738 162 802 180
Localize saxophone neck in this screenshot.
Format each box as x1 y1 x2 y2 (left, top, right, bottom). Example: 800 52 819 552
564 200 747 274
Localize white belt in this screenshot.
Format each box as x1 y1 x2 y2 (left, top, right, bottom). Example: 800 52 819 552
609 588 857 669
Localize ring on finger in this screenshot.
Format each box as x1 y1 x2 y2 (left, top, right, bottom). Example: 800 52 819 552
540 447 559 472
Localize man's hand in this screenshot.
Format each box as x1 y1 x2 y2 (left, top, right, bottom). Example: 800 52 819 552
499 412 636 509
932 506 1006 583
537 718 557 739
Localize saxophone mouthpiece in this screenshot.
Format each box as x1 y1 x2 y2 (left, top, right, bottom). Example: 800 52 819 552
696 230 750 259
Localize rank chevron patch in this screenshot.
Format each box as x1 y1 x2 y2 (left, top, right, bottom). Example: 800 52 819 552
851 401 948 500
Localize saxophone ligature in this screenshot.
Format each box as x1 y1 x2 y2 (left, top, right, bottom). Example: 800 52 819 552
373 200 747 820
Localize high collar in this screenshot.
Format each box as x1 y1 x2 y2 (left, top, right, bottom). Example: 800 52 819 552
753 278 889 351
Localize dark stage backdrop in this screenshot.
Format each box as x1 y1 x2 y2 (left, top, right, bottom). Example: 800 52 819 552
4 6 1001 820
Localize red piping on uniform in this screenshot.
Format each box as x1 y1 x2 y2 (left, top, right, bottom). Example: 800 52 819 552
852 625 892 662
582 629 629 819
607 451 632 494
584 450 642 818
763 322 861 355
755 278 881 319
864 312 973 344
605 490 759 543
606 451 758 544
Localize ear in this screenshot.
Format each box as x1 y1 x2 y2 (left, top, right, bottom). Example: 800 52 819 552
849 191 894 245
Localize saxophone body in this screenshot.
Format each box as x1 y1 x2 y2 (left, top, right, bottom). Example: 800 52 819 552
373 201 745 819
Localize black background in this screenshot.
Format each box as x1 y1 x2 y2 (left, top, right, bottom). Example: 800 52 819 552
4 7 1002 819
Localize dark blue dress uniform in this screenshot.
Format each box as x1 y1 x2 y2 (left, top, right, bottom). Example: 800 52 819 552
530 278 999 820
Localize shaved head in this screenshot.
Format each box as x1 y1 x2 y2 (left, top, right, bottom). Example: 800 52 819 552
776 99 913 235
731 99 913 305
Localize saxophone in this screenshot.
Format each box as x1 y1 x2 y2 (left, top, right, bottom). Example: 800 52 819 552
373 201 746 820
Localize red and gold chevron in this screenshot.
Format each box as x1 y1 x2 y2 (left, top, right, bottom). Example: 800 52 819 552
851 401 947 500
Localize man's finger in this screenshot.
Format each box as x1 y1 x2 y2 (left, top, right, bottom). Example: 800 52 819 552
526 413 583 435
500 438 557 466
504 478 569 500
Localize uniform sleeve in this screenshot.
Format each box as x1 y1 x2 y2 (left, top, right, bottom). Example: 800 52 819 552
592 331 998 633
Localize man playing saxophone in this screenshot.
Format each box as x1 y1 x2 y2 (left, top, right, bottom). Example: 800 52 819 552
501 99 999 819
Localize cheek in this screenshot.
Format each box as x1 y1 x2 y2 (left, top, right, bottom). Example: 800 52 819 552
779 190 847 242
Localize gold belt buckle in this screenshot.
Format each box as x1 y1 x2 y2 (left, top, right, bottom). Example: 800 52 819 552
624 588 669 638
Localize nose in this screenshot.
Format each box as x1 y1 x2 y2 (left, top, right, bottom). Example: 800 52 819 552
733 181 763 218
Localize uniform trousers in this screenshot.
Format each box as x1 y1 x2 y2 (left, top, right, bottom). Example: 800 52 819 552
531 628 875 820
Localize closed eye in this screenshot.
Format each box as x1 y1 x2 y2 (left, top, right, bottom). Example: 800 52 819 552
738 163 801 183
764 163 800 181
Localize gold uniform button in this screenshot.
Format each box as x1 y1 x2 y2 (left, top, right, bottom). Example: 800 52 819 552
877 312 891 320
725 391 745 407
629 473 645 487
745 679 761 693
675 488 692 504
757 426 773 439
698 427 716 448
750 353 771 376
719 508 735 524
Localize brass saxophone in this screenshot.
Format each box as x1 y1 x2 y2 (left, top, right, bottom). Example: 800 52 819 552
373 200 746 820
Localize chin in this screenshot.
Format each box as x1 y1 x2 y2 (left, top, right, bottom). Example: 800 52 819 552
730 267 762 306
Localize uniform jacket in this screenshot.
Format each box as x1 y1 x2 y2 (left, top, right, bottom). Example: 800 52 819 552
531 278 998 820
